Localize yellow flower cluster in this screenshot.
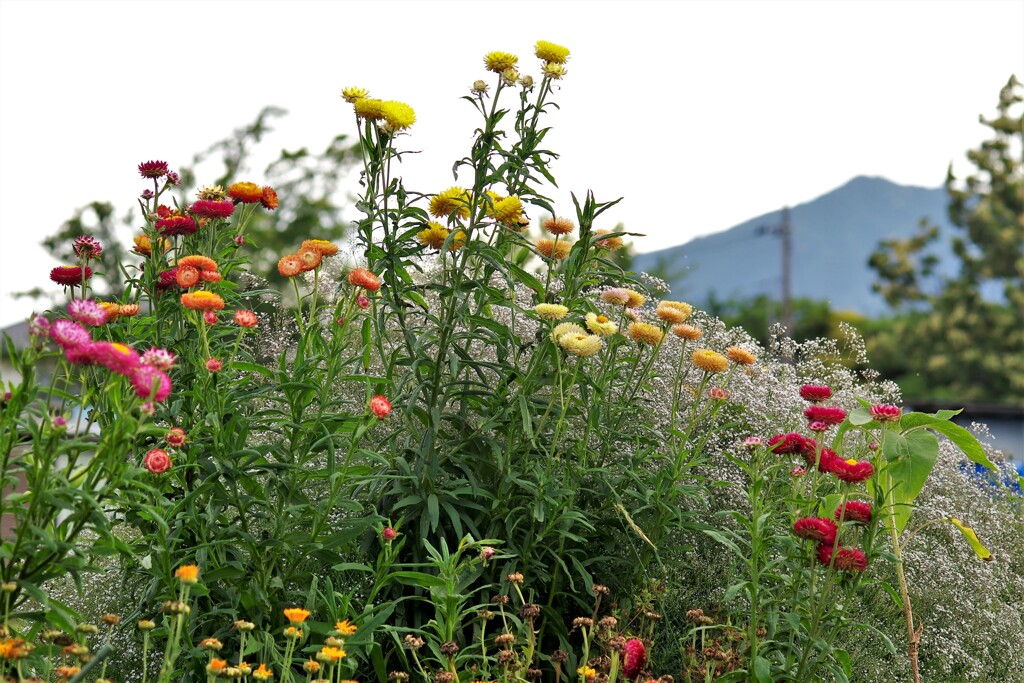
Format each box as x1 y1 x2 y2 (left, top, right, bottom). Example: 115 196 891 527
429 187 471 220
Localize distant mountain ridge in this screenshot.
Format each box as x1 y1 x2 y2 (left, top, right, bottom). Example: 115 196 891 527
632 176 955 316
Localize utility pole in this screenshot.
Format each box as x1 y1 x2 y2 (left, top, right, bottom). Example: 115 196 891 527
757 207 794 334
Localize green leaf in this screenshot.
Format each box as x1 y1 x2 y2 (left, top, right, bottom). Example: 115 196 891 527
848 406 874 426
886 429 939 532
427 493 439 531
752 656 772 683
900 412 996 470
948 518 993 561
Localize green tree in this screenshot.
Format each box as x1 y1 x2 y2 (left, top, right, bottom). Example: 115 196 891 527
868 75 1023 403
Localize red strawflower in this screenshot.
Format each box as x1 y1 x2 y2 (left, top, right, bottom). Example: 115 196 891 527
157 268 181 291
156 215 198 237
203 311 218 325
382 527 397 541
166 427 187 448
869 404 901 422
261 186 279 210
807 447 842 472
793 517 838 546
816 544 868 572
356 294 371 309
144 448 172 474
190 199 235 220
206 358 223 373
50 265 93 287
200 270 222 283
799 384 832 402
234 310 258 328
156 205 173 219
835 500 872 524
768 432 809 455
138 160 169 179
348 267 381 292
828 457 875 484
804 405 847 426
622 639 647 679
228 182 263 203
370 395 392 419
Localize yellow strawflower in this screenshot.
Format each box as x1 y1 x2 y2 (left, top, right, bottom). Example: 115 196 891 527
656 300 693 324
418 222 450 250
543 62 567 80
341 86 369 103
380 100 416 131
558 333 603 357
354 98 386 121
334 619 358 636
628 322 664 346
585 312 617 337
534 40 570 64
535 303 570 320
551 322 585 342
429 187 471 219
484 51 518 73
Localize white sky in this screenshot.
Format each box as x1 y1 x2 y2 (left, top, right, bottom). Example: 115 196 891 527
1 0 1022 328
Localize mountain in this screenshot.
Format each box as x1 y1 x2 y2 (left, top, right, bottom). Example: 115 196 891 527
632 176 955 316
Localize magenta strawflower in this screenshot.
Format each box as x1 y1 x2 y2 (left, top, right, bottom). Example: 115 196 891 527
382 527 397 541
140 348 177 371
808 420 829 432
68 299 107 327
72 235 103 260
65 343 100 366
190 200 235 220
827 457 874 484
768 432 813 455
50 265 93 287
793 517 838 546
92 342 141 376
817 544 868 572
804 405 847 426
166 170 181 186
29 314 50 338
138 160 169 179
130 365 172 402
835 500 872 524
50 319 92 350
870 404 901 422
799 384 832 402
622 638 647 679
155 215 197 237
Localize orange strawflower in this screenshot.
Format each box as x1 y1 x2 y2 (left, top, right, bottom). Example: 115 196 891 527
261 186 279 210
181 291 225 312
334 619 357 636
348 268 381 292
297 247 323 271
207 658 228 674
672 323 702 340
278 254 303 278
175 265 200 288
228 182 264 204
692 349 729 374
201 270 222 283
174 564 200 584
535 238 571 260
627 321 664 346
284 607 311 624
318 646 346 663
301 239 340 256
118 303 141 317
253 663 274 680
726 345 756 365
178 255 218 272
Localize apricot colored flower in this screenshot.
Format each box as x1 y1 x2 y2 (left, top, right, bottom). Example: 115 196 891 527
334 620 357 636
341 86 369 103
429 187 471 219
380 101 416 131
484 51 518 73
207 659 228 674
672 323 701 341
175 265 200 288
585 312 617 337
179 256 218 274
726 346 756 365
535 303 569 320
119 303 141 317
284 607 311 624
534 40 570 64
229 182 263 204
297 246 323 271
558 332 602 357
594 229 624 250
628 321 663 346
692 349 728 374
301 239 340 256
201 270 222 283
354 98 386 120
542 216 575 235
181 291 225 311
577 666 597 681
348 268 381 292
235 310 258 328
536 238 571 260
655 300 692 324
190 199 235 219
156 215 197 237
623 289 646 308
600 288 630 306
132 234 153 256
175 564 200 584
138 160 169 178
278 254 303 278
261 186 279 210
50 265 92 287
418 222 450 250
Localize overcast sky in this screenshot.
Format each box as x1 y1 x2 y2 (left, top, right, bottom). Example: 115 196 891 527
1 0 1022 328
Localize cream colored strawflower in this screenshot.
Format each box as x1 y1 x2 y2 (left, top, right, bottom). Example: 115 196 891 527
534 40 570 64
559 332 602 357
628 321 663 346
656 300 693 324
341 86 369 103
484 51 518 73
542 62 568 80
585 312 617 337
542 216 575 235
380 101 416 130
726 345 757 365
692 349 729 374
535 303 569 320
429 187 471 220
551 322 585 342
672 323 702 340
600 288 631 306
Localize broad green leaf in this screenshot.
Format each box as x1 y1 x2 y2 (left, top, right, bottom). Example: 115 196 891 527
949 518 993 561
886 429 939 532
900 412 996 470
752 656 772 683
848 406 874 426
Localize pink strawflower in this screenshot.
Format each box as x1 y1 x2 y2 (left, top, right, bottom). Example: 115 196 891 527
804 405 846 426
138 160 169 179
92 342 141 376
480 546 495 560
140 347 177 371
52 415 67 430
206 358 223 373
234 235 246 246
743 436 763 450
65 343 101 366
382 527 397 541
166 427 187 448
130 365 172 402
203 311 218 325
29 314 50 338
50 319 92 350
869 404 901 422
799 384 832 402
140 402 156 416
599 287 631 306
708 387 729 401
68 299 108 327
808 420 829 432
155 215 197 237
356 294 371 309
793 517 838 546
190 200 235 220
622 639 647 679
370 395 392 419
234 310 258 328
144 448 172 474
166 170 181 186
790 466 807 477
868 440 880 451
140 189 155 200
72 235 103 260
816 544 868 572
835 500 872 524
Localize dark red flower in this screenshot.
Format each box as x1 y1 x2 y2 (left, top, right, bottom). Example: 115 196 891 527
801 445 837 469
804 405 847 426
50 265 93 287
793 517 838 546
156 205 173 219
799 384 832 402
138 160 169 179
622 638 646 679
190 200 235 220
156 215 197 237
828 457 875 484
816 544 868 572
835 500 872 524
166 427 187 448
157 268 181 291
768 432 811 455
